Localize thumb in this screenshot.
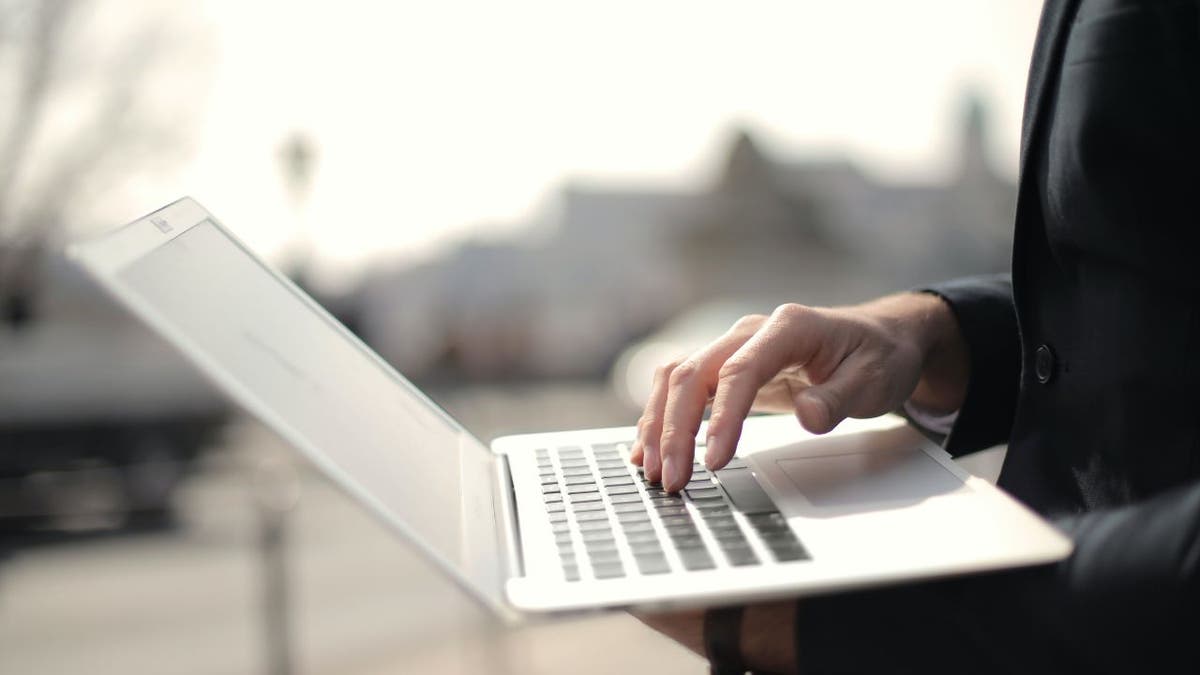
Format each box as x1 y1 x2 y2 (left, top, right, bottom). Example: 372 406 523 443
794 387 840 434
792 361 873 434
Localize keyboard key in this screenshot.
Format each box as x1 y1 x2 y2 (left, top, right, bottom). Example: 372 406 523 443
620 520 657 533
576 511 610 523
600 467 630 477
565 475 598 486
569 492 602 504
564 565 580 581
747 512 787 528
579 520 613 533
602 476 635 487
703 516 739 531
592 443 622 454
605 484 639 495
542 484 562 494
617 511 651 524
769 543 810 562
581 527 616 541
585 541 617 554
587 549 622 565
547 503 566 514
592 563 625 579
609 493 643 504
669 534 705 549
613 501 647 513
628 539 664 555
562 467 593 477
654 505 690 518
559 459 589 468
572 501 608 513
667 521 701 536
635 556 671 575
724 457 748 469
549 511 568 523
713 530 748 545
679 549 716 571
724 547 759 566
567 484 599 495
685 487 722 500
693 501 730 515
659 514 695 528
623 529 660 543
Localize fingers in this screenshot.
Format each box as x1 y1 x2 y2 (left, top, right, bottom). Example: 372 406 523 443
705 305 825 470
657 316 765 491
632 360 677 480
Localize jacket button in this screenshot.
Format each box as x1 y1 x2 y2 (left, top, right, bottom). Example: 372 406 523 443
1034 344 1055 384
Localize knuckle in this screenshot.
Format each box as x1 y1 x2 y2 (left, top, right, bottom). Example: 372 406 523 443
659 426 692 449
772 302 810 323
654 359 683 381
668 360 699 386
732 313 767 332
718 357 752 381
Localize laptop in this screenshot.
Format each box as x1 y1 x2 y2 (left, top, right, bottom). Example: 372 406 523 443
68 198 1071 621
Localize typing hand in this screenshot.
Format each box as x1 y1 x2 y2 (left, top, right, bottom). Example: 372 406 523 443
630 293 967 493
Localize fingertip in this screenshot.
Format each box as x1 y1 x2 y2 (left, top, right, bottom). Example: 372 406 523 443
702 434 723 471
629 441 644 465
662 452 692 493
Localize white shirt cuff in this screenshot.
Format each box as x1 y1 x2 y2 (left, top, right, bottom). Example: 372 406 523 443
902 400 960 436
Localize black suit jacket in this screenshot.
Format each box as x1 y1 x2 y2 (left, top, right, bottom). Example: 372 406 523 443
792 2 1200 672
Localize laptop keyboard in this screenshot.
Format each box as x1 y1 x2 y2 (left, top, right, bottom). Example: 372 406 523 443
536 442 809 582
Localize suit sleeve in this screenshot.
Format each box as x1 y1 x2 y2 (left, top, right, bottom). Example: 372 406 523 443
919 274 1020 456
791 478 1200 675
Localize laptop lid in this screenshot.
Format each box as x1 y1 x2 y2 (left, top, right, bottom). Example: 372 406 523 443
69 198 518 620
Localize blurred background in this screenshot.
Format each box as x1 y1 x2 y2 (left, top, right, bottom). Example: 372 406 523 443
0 1 1035 672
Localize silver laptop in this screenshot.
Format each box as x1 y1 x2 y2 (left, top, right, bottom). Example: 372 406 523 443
69 198 1071 620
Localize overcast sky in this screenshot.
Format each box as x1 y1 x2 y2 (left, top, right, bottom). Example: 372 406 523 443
102 1 1044 279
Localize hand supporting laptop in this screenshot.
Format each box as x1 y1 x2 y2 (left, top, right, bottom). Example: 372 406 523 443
630 292 968 493
630 291 970 673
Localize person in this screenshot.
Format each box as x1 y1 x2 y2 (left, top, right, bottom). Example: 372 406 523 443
631 1 1200 672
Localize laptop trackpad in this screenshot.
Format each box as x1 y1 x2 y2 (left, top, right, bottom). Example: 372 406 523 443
777 449 964 511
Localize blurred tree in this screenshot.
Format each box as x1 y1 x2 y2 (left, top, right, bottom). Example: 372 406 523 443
0 0 202 326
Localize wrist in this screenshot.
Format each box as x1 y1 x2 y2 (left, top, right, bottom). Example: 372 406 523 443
904 291 968 414
739 602 798 674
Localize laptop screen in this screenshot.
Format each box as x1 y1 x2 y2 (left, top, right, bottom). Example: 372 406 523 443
110 215 508 612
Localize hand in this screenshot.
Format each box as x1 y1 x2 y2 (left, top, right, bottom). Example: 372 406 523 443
634 601 799 674
630 293 967 492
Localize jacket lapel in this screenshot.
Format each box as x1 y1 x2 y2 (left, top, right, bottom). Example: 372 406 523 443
1018 0 1083 181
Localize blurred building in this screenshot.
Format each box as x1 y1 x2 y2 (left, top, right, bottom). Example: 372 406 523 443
356 93 1015 380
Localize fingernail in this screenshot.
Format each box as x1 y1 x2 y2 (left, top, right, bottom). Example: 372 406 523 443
703 435 719 469
662 455 678 490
